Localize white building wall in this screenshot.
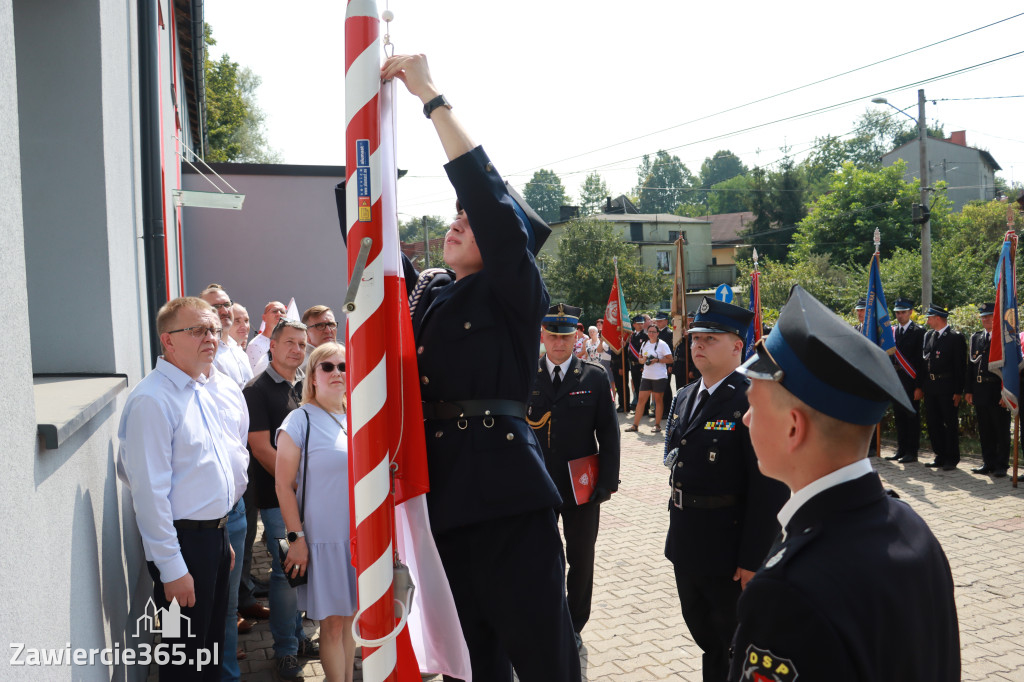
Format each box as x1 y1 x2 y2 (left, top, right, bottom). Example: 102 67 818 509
883 138 998 211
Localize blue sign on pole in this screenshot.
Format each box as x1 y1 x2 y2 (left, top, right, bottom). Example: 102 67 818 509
715 283 734 304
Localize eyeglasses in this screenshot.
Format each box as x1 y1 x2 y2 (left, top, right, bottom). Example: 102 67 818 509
167 325 222 339
317 361 345 374
210 301 233 310
308 321 338 331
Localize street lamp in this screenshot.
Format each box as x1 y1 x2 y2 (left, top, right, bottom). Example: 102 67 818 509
872 90 932 307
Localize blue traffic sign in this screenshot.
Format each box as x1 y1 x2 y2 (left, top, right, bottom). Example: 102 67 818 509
715 283 734 303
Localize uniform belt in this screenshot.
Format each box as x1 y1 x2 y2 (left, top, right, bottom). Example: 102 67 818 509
671 490 738 510
977 374 1001 383
928 372 952 381
174 516 228 530
422 399 527 421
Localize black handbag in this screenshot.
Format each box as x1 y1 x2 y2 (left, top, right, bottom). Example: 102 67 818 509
277 408 310 588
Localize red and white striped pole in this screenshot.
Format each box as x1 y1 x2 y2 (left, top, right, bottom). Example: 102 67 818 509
345 1 398 680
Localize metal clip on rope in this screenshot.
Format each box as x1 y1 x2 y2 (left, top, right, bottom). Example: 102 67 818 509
350 560 416 647
344 238 373 313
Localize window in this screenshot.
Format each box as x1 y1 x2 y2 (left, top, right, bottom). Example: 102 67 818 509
630 222 643 242
712 257 718 265
656 251 671 273
668 230 679 242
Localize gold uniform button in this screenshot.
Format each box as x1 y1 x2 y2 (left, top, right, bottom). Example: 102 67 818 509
464 321 472 330
417 346 424 355
485 162 494 172
506 433 514 441
421 376 429 385
680 439 687 446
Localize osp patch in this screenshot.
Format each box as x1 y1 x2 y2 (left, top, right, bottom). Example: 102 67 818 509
741 645 798 681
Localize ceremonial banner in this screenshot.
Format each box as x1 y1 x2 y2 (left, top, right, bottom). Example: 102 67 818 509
602 262 630 353
863 251 896 355
671 237 687 349
988 230 1022 414
744 251 762 360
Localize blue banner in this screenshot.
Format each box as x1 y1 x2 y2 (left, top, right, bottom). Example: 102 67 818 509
863 253 895 353
989 237 1021 414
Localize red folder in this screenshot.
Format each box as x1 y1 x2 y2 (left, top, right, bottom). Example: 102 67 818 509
568 454 600 505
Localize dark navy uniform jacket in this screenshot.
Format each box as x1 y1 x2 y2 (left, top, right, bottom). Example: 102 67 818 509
892 321 925 394
729 472 960 682
663 372 787 575
402 146 559 535
922 326 967 392
967 331 1003 405
527 356 620 505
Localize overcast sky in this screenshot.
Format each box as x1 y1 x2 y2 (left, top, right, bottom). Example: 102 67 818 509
204 1 1024 224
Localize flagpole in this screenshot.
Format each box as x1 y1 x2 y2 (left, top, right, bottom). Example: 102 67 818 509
615 257 628 408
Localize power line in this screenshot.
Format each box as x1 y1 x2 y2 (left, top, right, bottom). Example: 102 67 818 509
510 13 1024 176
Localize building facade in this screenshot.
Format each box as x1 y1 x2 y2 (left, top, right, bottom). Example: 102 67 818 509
4 1 204 678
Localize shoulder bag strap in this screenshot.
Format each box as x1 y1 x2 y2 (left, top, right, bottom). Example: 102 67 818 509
299 407 311 523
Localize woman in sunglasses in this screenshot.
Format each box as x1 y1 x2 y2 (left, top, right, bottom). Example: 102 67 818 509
275 342 357 682
625 324 673 433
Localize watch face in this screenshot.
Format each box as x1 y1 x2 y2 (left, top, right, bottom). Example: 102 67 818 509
287 532 297 542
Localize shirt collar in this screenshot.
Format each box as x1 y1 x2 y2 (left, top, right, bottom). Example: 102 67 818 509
697 374 729 396
545 355 572 379
155 356 201 389
777 458 873 532
266 362 304 386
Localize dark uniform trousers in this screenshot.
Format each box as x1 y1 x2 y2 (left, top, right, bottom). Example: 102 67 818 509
922 327 966 466
146 525 231 682
663 372 787 682
628 331 645 410
528 356 620 635
404 146 580 682
893 322 925 459
967 331 1011 473
611 350 629 412
729 473 960 682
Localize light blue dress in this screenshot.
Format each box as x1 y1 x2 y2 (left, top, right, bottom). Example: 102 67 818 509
278 404 357 620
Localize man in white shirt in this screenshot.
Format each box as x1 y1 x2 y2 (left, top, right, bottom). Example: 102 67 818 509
728 285 959 682
247 301 287 375
229 303 250 349
201 284 254 390
118 297 244 679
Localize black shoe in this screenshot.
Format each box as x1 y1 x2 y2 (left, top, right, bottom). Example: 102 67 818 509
925 462 942 468
898 456 918 463
942 464 957 471
993 470 1008 478
971 466 991 475
297 637 320 659
275 654 303 680
884 453 902 460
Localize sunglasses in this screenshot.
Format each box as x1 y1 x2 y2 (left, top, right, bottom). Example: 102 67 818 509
210 301 233 310
317 361 346 374
308 321 338 331
168 325 222 339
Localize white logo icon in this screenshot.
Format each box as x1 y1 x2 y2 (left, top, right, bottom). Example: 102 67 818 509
134 598 194 639
579 473 589 486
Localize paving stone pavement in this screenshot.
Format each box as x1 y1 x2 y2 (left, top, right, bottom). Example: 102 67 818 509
236 412 1024 681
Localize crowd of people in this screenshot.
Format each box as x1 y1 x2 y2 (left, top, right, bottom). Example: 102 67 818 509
116 53 964 682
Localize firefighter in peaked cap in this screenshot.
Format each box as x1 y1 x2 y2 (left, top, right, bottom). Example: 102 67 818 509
662 296 787 682
728 285 959 682
965 302 1010 477
384 54 580 681
527 304 620 650
921 302 967 471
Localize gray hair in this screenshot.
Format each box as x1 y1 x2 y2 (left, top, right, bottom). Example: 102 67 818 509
271 318 307 341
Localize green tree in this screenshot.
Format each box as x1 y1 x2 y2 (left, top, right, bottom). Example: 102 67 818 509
635 150 696 214
204 24 281 162
524 169 570 224
578 172 610 216
707 174 751 214
398 215 448 242
543 219 670 325
699 150 747 191
789 160 947 265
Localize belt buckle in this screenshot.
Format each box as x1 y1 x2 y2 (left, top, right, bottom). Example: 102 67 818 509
218 516 227 529
457 418 468 430
671 488 683 509
930 373 936 381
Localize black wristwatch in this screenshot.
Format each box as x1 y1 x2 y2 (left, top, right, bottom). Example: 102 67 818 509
287 530 305 543
423 94 452 119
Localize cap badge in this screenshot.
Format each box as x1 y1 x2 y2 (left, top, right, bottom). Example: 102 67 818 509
699 299 710 314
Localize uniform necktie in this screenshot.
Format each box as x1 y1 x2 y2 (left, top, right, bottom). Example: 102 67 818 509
552 365 562 391
689 389 709 426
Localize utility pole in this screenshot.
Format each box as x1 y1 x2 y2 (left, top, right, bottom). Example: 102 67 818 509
918 89 931 307
422 215 429 268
